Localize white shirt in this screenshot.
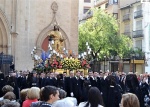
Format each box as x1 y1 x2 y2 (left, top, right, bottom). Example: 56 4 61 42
52 97 77 107
79 102 103 107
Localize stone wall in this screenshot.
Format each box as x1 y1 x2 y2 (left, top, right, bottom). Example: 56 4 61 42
0 0 79 71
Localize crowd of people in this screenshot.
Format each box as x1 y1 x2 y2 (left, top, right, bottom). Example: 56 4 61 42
0 70 150 107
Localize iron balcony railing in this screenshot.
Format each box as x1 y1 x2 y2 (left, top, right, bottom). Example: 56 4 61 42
123 14 130 21
133 30 143 38
123 32 131 37
134 10 143 18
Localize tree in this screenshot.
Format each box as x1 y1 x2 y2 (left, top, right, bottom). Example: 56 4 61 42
79 8 132 59
79 8 132 72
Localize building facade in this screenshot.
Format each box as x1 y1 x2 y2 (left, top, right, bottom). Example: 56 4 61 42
0 0 79 71
95 0 150 73
79 0 95 21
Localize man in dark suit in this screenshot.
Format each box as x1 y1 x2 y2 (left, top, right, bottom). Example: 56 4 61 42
64 70 74 97
17 71 28 90
39 72 46 88
52 72 59 87
70 70 82 104
45 72 53 86
31 71 39 87
88 71 95 87
7 72 19 99
93 71 101 91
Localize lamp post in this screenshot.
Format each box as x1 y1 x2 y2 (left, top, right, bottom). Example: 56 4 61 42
104 56 106 72
133 54 135 73
131 53 135 73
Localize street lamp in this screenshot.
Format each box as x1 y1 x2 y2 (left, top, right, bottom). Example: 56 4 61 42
131 53 135 73
104 56 106 72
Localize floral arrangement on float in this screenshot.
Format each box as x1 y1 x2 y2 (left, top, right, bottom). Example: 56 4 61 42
81 59 90 70
62 57 81 70
31 48 91 73
44 56 63 71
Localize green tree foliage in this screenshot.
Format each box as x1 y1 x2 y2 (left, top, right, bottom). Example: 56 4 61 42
79 8 132 59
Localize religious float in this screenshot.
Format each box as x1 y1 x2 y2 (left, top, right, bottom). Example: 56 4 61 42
30 2 91 75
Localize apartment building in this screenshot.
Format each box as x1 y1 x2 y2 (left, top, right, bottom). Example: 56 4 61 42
79 0 95 21
120 0 150 73
95 0 150 73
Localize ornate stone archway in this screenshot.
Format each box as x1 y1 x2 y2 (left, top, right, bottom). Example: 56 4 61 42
36 25 70 51
36 1 70 51
0 9 11 54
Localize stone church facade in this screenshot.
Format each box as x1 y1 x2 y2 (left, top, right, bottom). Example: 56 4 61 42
0 0 79 71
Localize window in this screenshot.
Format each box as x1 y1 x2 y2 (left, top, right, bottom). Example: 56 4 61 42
137 5 142 11
113 13 118 19
135 40 142 49
136 20 142 30
124 24 130 33
113 0 118 3
109 0 118 4
105 3 108 8
83 8 91 14
141 0 150 3
84 0 91 3
124 8 130 15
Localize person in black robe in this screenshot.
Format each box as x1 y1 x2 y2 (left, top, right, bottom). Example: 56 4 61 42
104 75 122 107
81 79 91 102
125 74 145 107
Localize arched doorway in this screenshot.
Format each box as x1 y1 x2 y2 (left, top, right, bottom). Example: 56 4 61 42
0 9 10 54
36 25 70 53
0 9 12 75
0 18 8 54
42 36 49 51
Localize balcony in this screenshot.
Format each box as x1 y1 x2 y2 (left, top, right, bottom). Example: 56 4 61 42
123 14 130 21
133 30 143 38
123 32 131 37
134 10 143 19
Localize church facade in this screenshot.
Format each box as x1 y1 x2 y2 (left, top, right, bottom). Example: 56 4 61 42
0 0 79 71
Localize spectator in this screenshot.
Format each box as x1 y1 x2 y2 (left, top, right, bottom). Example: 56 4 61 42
40 86 59 107
0 99 10 106
19 88 29 107
30 87 45 107
1 101 20 107
22 87 40 107
52 89 77 107
0 85 14 101
79 87 104 107
120 93 140 107
3 92 16 102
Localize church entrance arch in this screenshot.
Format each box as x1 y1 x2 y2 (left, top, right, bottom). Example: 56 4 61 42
0 9 10 54
36 25 70 53
0 9 12 75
